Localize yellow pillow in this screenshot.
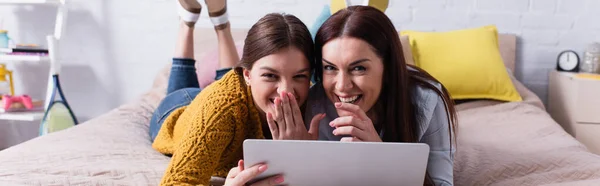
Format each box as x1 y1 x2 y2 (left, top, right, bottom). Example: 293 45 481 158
401 25 522 102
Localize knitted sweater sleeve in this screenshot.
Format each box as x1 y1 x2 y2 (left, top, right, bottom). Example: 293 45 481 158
159 102 241 186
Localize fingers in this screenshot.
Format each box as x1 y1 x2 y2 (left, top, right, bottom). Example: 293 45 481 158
273 97 285 133
334 102 370 121
281 92 296 131
341 137 362 142
231 164 268 186
239 159 245 171
287 92 304 130
226 166 241 179
249 175 285 186
227 160 245 178
329 116 365 130
308 113 326 138
266 112 279 139
333 126 366 140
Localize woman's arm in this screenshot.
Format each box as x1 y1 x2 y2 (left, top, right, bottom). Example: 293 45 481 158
420 96 454 186
159 105 239 186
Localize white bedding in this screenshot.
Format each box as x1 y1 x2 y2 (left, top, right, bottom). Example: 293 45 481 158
454 77 600 185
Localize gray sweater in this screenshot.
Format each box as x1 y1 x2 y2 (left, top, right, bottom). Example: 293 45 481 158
303 68 454 186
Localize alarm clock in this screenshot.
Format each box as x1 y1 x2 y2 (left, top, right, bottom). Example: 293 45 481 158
557 50 580 72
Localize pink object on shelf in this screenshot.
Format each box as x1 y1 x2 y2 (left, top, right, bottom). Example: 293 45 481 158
3 94 33 110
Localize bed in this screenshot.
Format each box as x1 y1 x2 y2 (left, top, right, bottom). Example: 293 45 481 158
1 28 600 185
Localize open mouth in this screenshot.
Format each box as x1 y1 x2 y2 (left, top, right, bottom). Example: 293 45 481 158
337 95 362 104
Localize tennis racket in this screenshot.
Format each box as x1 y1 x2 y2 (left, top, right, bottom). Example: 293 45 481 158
39 36 78 135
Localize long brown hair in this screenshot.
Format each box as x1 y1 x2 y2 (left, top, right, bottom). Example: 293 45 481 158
236 13 314 73
314 6 457 185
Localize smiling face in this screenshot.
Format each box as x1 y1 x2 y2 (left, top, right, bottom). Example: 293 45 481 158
243 47 311 117
321 37 384 116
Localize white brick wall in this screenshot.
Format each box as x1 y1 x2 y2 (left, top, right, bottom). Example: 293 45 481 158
379 0 600 105
1 0 600 123
531 0 557 13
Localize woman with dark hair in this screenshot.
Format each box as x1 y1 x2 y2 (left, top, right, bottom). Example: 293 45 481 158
305 6 457 185
149 0 322 185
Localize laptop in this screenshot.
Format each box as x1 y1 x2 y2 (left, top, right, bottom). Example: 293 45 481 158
243 139 430 186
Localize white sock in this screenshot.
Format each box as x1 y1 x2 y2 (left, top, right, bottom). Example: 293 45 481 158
210 12 229 26
177 0 200 24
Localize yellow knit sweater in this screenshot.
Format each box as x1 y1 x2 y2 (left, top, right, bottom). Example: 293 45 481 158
152 70 265 186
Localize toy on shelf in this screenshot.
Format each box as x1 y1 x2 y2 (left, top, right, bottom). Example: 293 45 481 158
3 94 32 110
0 30 10 49
0 64 14 96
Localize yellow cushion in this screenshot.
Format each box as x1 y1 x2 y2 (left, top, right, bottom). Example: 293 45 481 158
330 0 349 14
400 25 522 102
330 0 389 14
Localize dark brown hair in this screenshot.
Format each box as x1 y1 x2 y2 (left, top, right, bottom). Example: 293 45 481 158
314 6 457 185
236 13 314 72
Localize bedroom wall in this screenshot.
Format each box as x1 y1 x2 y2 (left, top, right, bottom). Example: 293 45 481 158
0 0 599 147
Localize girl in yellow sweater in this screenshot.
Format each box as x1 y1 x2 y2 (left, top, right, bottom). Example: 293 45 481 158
148 0 324 185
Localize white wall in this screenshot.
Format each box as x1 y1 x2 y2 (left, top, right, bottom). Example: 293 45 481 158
0 0 600 146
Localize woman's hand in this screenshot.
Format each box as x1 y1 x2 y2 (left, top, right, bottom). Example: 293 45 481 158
330 102 382 142
267 91 326 140
224 160 284 186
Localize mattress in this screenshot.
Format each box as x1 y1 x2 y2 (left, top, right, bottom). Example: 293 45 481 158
0 66 171 185
454 76 600 185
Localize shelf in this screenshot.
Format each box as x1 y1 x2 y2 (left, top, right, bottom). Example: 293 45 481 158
0 0 60 5
0 111 44 121
0 54 49 63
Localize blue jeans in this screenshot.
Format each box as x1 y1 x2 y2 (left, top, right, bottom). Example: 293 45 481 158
149 58 231 142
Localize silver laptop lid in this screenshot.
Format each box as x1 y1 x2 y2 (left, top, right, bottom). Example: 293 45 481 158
243 139 430 186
